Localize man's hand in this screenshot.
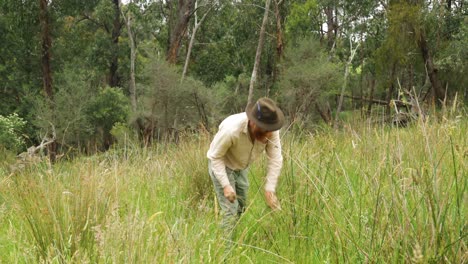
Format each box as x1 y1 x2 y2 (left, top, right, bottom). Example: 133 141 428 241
223 185 236 203
265 191 281 210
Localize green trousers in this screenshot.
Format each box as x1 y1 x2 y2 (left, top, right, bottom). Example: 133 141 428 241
208 160 249 236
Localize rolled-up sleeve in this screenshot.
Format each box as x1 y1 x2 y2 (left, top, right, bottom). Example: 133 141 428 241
265 131 283 192
207 129 233 188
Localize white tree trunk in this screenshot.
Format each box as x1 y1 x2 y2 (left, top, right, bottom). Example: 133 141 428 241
247 0 271 106
181 1 212 80
334 40 360 129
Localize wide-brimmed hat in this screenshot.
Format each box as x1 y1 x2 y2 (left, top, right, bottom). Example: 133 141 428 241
246 97 285 131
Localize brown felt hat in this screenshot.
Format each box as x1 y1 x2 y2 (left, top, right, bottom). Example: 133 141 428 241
246 97 285 131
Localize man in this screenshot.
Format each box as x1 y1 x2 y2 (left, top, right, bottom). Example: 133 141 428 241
207 97 284 235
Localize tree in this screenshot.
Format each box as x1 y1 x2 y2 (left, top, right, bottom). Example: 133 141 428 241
335 40 360 128
109 0 123 87
85 87 130 150
247 0 272 105
137 59 210 144
418 29 445 103
278 38 342 125
166 0 196 64
181 0 214 80
39 0 57 161
76 0 124 88
271 0 287 86
121 1 137 112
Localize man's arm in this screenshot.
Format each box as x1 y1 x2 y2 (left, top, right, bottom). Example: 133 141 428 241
265 131 283 210
265 131 283 192
207 128 236 202
207 126 236 188
207 129 232 187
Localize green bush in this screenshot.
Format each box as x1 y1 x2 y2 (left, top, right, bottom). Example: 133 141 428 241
32 65 96 151
278 37 343 126
211 74 250 116
136 59 212 141
86 87 130 133
86 87 130 148
0 113 26 152
110 122 138 148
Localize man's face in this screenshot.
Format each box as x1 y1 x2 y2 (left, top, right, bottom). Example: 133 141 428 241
249 121 272 143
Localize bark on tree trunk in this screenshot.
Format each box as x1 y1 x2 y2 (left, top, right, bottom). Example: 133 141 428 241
109 0 122 87
274 0 284 60
193 92 209 130
418 30 445 104
315 102 332 125
39 0 56 162
272 0 284 85
166 0 195 64
39 0 53 100
247 0 271 106
325 6 336 50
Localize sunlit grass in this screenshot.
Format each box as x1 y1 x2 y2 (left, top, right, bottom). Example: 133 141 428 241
0 114 466 263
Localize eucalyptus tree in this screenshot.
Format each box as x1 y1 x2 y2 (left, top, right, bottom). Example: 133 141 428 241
182 0 215 80
188 0 265 86
374 0 457 108
247 0 272 105
166 0 196 64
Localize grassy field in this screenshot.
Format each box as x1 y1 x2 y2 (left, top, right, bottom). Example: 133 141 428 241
0 115 466 263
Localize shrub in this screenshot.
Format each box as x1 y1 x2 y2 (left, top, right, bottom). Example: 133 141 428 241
135 59 212 142
278 37 343 127
0 113 26 152
85 87 130 149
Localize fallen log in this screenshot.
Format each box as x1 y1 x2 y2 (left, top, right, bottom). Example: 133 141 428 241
339 94 411 107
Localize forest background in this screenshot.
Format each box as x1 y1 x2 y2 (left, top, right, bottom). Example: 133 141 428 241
0 0 466 154
0 0 466 263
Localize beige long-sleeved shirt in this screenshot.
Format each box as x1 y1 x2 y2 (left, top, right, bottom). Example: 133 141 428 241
207 113 283 192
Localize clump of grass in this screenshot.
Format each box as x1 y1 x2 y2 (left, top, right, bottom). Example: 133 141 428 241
228 115 466 263
0 112 465 263
6 159 115 262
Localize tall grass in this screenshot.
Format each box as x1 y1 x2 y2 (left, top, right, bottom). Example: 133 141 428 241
0 115 466 263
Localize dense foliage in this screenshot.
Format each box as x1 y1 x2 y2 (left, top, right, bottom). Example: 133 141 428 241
0 0 466 152
0 113 26 152
0 1 466 262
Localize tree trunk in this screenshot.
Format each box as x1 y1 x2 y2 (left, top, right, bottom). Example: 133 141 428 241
418 30 445 104
109 0 122 87
324 6 336 50
334 41 360 129
182 1 212 80
359 39 364 112
315 102 332 125
39 0 53 100
385 62 397 115
367 78 376 116
193 92 209 130
409 64 414 92
272 0 284 85
166 0 195 64
247 0 271 106
125 12 137 112
39 0 56 162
